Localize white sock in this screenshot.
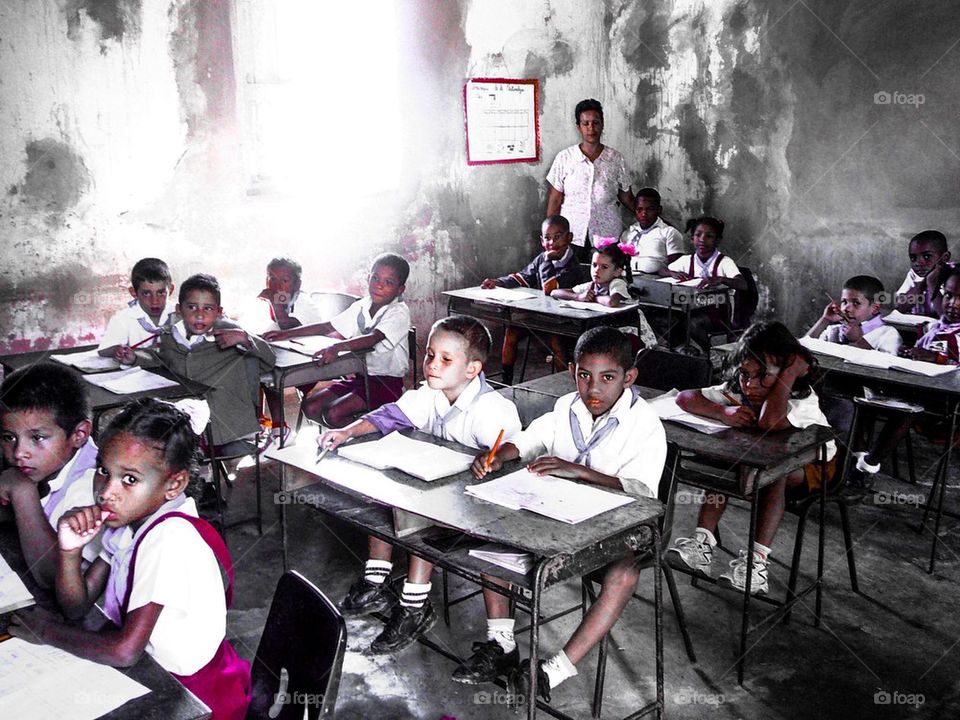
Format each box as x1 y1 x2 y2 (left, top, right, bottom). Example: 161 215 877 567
856 452 881 474
541 650 577 689
364 559 392 585
486 618 516 653
694 527 717 547
753 542 772 562
400 581 432 608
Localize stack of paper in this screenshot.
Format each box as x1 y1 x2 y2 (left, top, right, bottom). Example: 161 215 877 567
337 433 475 482
646 391 729 434
556 300 639 314
82 367 180 394
270 336 337 356
51 349 120 373
883 310 934 327
469 544 534 574
655 277 702 287
799 337 958 377
453 287 539 304
0 554 34 614
465 469 634 524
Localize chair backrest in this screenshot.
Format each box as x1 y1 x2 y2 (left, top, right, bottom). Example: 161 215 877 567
309 292 361 324
634 348 712 392
658 446 683 549
247 571 346 719
732 267 759 330
408 326 418 387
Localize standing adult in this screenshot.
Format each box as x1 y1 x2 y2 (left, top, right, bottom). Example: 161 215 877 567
546 99 635 261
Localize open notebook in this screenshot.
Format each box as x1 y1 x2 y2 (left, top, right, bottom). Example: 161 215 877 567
646 390 729 434
556 300 639 314
82 367 180 394
51 349 121 373
800 336 958 377
269 335 338 356
0 553 34 615
336 432 476 482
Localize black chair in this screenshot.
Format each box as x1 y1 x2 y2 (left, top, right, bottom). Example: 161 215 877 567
205 436 265 536
247 571 347 719
308 291 362 324
634 347 712 391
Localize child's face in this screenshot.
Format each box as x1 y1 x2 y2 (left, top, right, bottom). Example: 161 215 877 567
177 290 222 336
942 275 960 323
1 409 89 484
423 330 481 395
570 352 637 418
541 222 573 259
591 252 622 285
737 356 780 406
634 198 661 230
95 432 187 531
368 264 405 308
691 224 719 259
840 288 879 323
130 280 173 321
909 239 949 278
266 266 300 303
577 110 603 145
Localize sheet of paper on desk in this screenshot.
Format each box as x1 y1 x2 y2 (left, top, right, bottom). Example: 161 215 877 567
647 391 729 434
51 349 121 373
0 638 150 720
465 469 634 523
270 336 337 356
799 336 958 377
556 300 639 314
883 310 934 327
454 287 540 303
654 277 702 287
468 543 534 574
0 553 34 614
336 432 475 482
82 367 180 394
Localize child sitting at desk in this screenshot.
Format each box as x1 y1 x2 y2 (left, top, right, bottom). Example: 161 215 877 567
481 215 585 385
467 327 666 700
152 273 276 449
895 230 953 317
668 321 835 595
0 362 98 587
618 187 685 274
9 398 251 720
318 316 522 653
98 257 176 364
266 252 411 428
903 267 960 362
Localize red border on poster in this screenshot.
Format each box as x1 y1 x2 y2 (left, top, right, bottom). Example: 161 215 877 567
463 77 540 166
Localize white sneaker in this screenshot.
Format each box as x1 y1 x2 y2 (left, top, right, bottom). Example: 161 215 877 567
719 550 769 595
668 531 715 576
853 451 880 475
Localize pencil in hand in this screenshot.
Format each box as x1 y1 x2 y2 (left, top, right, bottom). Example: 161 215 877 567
720 390 741 407
485 429 505 470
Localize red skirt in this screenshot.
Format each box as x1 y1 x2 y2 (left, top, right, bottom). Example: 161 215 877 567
173 639 251 720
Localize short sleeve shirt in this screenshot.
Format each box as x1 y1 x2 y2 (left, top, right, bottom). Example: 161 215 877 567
330 297 410 377
620 218 686 274
98 300 177 351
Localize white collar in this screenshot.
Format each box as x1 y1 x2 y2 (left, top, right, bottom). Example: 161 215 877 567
362 295 400 319
46 438 95 494
172 320 211 347
434 374 485 414
634 217 666 236
570 386 635 428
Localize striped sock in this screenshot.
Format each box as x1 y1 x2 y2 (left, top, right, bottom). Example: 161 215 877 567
486 618 516 653
399 581 432 609
364 559 392 585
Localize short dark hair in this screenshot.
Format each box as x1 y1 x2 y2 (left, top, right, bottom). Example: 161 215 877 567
635 187 662 205
574 327 633 372
430 316 492 363
909 230 948 254
726 320 816 398
0 361 90 434
575 99 604 124
594 243 633 283
267 257 303 284
131 258 172 290
179 274 221 306
685 216 724 238
843 275 885 303
542 215 571 234
371 253 410 285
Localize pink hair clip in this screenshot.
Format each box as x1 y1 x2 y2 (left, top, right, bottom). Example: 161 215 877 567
618 243 638 256
593 237 619 249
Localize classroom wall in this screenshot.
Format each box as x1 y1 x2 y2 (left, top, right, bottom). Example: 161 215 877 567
2 0 958 352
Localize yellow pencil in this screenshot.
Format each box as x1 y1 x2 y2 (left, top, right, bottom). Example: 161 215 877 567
485 429 505 470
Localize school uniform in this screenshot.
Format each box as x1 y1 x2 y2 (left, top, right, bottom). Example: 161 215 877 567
569 279 658 349
819 315 902 355
917 318 960 360
619 217 685 274
365 373 522 449
667 251 741 280
237 291 324 336
98 299 177 351
511 388 667 499
495 248 584 296
896 265 956 317
41 437 100 562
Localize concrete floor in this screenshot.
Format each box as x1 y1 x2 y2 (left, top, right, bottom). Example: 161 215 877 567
220 383 960 720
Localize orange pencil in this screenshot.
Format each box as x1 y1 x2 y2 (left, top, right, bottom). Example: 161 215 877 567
485 429 505 469
0 633 10 642
129 332 162 350
720 390 741 407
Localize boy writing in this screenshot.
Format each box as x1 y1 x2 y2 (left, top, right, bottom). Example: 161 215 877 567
618 187 685 274
896 230 953 317
468 327 666 700
319 316 522 653
267 253 411 428
98 258 176 364
0 362 98 586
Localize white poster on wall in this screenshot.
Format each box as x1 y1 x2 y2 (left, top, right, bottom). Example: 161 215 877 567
464 78 540 165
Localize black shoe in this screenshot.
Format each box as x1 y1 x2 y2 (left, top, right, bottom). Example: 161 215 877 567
370 600 437 654
452 639 519 684
507 658 552 705
340 576 400 617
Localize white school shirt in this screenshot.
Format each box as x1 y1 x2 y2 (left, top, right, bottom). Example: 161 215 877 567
819 320 902 355
237 291 325 336
99 497 224 675
571 277 631 300
330 297 410 378
667 252 741 279
393 375 522 449
619 218 686 274
569 279 657 348
42 438 101 563
511 389 666 499
701 384 836 460
546 145 631 247
98 299 177 351
896 268 922 298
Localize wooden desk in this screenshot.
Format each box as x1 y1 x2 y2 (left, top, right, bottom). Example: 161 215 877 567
0 529 211 720
268 431 665 720
504 373 835 684
632 275 733 348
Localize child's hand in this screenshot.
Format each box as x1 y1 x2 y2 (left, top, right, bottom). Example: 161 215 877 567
314 345 342 365
114 345 136 365
318 429 351 452
0 470 36 506
526 456 583 480
212 328 250 349
58 506 111 552
901 346 938 362
8 605 59 645
820 301 843 323
841 317 864 343
471 451 502 479
669 270 691 281
580 285 597 302
720 405 757 427
481 278 498 289
262 329 287 341
697 276 724 289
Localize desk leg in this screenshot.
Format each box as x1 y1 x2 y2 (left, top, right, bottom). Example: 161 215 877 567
737 491 759 685
929 400 959 574
527 560 548 720
815 444 827 627
276 375 287 449
654 527 664 720
280 462 289 571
